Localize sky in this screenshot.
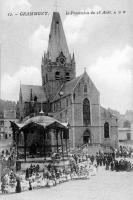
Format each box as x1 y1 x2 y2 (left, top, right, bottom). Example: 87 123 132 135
0 0 133 114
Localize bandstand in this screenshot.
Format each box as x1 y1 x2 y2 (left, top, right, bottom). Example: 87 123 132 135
11 116 69 162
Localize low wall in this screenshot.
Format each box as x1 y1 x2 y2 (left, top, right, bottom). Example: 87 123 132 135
16 159 70 172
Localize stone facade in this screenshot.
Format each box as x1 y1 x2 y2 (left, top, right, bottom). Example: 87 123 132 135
100 107 118 148
19 12 118 150
0 113 4 139
0 102 17 139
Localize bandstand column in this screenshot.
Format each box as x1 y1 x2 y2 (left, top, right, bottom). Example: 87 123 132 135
60 130 64 158
43 128 46 157
39 128 42 156
65 130 68 155
56 129 59 153
24 131 27 162
16 130 19 160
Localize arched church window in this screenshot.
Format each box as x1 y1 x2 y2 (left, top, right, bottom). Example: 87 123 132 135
60 100 61 109
65 72 70 81
84 84 87 93
60 113 62 121
46 74 48 82
73 93 76 100
34 96 37 102
55 71 60 80
43 77 45 84
104 122 109 138
65 109 67 118
127 133 131 140
83 98 91 126
66 98 69 106
53 103 56 112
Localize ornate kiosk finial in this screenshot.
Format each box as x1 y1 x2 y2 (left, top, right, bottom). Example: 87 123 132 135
39 101 44 116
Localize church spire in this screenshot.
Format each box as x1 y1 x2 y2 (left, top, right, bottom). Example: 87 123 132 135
47 12 70 62
19 82 24 121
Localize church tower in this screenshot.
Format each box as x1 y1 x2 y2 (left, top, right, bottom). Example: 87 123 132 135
41 12 76 100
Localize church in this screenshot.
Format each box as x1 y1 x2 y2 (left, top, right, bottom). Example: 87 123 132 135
18 12 118 150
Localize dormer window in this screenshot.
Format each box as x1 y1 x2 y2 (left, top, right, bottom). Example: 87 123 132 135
55 71 60 80
66 72 70 81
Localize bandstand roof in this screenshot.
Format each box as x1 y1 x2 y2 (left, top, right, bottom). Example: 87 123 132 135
12 115 69 132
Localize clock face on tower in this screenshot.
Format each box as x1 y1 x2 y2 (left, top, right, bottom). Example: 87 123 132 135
59 57 65 65
56 51 66 66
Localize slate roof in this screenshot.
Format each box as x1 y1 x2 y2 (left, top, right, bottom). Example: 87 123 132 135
23 115 59 125
100 106 117 120
52 75 82 102
21 85 47 102
18 115 68 131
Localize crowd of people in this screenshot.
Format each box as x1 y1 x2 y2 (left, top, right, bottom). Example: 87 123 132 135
114 159 132 171
1 147 16 167
1 153 97 194
1 170 16 193
1 150 133 194
116 146 133 158
95 152 133 171
25 164 40 179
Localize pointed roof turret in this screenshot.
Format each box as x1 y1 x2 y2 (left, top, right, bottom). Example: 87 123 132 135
30 89 33 102
72 52 75 62
19 82 23 103
44 51 46 59
47 12 70 62
84 67 87 73
41 56 44 63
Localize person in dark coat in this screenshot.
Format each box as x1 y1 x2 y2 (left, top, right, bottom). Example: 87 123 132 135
36 164 40 172
103 156 106 166
115 160 119 171
111 161 115 171
29 180 32 190
90 155 94 164
26 168 29 179
16 179 21 193
105 159 109 170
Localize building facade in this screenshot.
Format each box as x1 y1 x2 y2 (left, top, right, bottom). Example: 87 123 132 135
118 117 133 149
19 12 118 149
0 106 17 140
0 113 4 139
